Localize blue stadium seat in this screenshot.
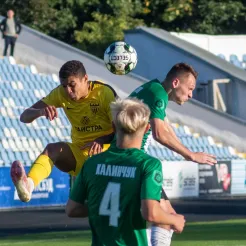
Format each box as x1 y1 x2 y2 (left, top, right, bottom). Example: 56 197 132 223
4 117 12 127
60 116 70 126
24 66 32 74
0 129 4 138
201 136 210 147
21 151 30 162
0 150 9 165
242 54 246 63
6 150 15 165
22 127 31 138
230 54 239 62
10 90 18 98
3 57 11 64
60 128 68 137
14 151 23 161
3 88 11 98
217 54 226 60
40 137 47 147
147 147 158 159
15 126 23 136
231 60 243 68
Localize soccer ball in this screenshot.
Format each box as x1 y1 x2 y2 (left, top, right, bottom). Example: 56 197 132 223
104 41 137 75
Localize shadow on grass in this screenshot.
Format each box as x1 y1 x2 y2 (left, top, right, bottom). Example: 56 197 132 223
0 230 91 242
0 225 90 237
173 220 246 241
1 219 246 243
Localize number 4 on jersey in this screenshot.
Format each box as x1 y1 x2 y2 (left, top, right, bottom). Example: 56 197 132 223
99 182 121 227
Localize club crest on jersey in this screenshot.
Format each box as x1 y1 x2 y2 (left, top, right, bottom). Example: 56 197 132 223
152 170 163 186
155 99 164 108
90 102 99 114
81 116 90 125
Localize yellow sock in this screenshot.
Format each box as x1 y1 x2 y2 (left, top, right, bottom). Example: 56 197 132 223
28 154 54 187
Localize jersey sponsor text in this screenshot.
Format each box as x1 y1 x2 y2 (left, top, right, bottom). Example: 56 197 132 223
75 125 102 132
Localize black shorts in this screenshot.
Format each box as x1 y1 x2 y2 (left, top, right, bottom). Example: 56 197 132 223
161 188 169 200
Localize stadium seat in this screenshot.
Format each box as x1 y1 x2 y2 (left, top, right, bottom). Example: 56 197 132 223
1 150 9 166
230 54 239 62
231 60 243 68
217 54 226 60
242 54 246 63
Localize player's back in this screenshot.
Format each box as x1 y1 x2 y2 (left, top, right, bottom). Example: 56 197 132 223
82 146 162 246
129 79 165 100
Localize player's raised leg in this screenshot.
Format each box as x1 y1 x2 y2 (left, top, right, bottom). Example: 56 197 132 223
11 142 76 202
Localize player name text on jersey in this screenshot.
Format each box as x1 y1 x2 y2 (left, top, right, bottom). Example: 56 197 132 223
95 164 136 178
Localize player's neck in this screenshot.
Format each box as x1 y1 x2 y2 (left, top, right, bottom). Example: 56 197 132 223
116 135 142 150
78 82 90 100
162 81 172 94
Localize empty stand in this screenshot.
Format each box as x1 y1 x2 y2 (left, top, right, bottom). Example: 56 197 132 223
0 57 71 166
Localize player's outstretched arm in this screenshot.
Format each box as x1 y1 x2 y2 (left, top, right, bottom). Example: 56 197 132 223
20 100 58 123
141 199 185 233
66 199 88 218
164 118 181 143
151 118 217 165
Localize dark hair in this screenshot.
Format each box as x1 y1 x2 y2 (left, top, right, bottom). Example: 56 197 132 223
59 60 86 80
165 63 198 82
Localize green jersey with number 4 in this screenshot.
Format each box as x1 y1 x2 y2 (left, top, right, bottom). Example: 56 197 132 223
70 146 163 246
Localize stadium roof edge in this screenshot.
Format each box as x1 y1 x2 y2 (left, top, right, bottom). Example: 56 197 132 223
125 26 246 83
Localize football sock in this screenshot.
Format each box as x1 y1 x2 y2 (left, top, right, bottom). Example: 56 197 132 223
151 226 171 246
28 154 54 187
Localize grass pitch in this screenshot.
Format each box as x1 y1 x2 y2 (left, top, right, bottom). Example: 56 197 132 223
1 219 246 246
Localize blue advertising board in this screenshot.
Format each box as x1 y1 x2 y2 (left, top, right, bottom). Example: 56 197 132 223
0 166 70 209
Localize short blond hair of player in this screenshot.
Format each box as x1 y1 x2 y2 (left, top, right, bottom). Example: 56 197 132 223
11 60 117 202
111 98 150 136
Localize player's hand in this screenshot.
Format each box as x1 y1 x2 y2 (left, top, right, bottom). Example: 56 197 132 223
81 140 103 156
190 152 217 165
40 106 58 121
172 214 185 233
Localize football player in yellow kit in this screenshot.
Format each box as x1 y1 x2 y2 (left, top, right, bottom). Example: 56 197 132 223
11 60 117 202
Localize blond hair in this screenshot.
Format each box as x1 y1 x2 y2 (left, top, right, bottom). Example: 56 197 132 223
110 97 150 134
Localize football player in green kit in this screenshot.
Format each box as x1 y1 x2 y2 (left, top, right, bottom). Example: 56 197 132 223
66 98 185 246
127 63 217 246
128 63 217 246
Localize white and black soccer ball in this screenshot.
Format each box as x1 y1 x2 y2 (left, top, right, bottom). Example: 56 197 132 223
104 41 137 75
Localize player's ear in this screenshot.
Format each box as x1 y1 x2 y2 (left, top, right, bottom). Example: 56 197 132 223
172 78 180 89
144 123 151 134
82 74 88 83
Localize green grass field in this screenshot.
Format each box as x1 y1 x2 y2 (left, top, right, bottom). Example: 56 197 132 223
1 219 246 246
